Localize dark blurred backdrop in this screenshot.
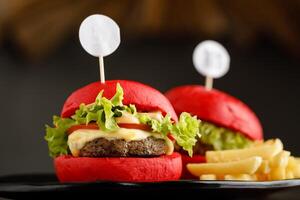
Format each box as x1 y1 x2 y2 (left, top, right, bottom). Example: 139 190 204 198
0 0 299 178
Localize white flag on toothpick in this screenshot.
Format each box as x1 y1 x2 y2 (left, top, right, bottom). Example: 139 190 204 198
79 14 121 84
193 40 230 90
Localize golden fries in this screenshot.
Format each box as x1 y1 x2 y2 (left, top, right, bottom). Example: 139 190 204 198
187 138 300 181
291 164 300 178
257 160 270 174
187 157 262 176
206 139 283 163
199 174 217 180
270 151 290 168
224 174 257 181
286 169 294 179
270 167 286 180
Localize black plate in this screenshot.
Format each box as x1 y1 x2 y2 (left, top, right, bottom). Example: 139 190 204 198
0 174 300 199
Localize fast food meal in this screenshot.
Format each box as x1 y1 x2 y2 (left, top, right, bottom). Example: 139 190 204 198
43 13 299 184
45 80 200 182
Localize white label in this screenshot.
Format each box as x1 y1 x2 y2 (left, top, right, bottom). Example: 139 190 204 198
79 14 120 57
193 40 230 78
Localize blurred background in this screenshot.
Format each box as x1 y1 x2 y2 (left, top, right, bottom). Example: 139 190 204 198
0 0 299 177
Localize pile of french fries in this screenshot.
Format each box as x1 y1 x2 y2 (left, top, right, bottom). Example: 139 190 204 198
187 139 300 181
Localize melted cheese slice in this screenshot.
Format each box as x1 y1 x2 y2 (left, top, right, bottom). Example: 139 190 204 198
68 128 174 157
115 111 163 124
115 112 140 124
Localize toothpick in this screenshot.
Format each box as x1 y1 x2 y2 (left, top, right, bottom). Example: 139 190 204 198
99 56 105 84
205 76 213 90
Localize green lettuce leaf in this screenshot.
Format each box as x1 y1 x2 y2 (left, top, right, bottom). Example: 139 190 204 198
139 112 200 156
71 83 125 131
138 114 172 136
45 116 77 157
199 122 252 150
45 83 127 157
110 83 124 106
171 112 201 156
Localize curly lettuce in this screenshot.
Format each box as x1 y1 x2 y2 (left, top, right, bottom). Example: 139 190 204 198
45 83 128 157
139 112 201 156
199 122 252 151
45 116 78 157
171 113 201 156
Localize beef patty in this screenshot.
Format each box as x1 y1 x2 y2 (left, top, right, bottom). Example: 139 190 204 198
79 136 168 157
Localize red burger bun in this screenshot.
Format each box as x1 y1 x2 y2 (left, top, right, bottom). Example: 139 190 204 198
54 153 182 182
165 85 263 140
61 80 177 121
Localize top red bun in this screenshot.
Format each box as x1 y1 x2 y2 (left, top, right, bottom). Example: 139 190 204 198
61 80 178 121
165 85 263 140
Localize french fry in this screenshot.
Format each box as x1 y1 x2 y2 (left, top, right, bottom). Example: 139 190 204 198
224 174 257 181
270 167 286 180
187 157 262 176
286 156 300 178
206 139 283 163
257 160 270 174
286 169 295 179
252 140 264 146
270 151 290 168
256 173 269 181
292 164 300 178
287 156 297 169
199 174 217 180
192 138 299 181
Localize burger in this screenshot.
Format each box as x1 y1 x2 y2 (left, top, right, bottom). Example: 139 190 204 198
165 85 263 178
45 80 200 182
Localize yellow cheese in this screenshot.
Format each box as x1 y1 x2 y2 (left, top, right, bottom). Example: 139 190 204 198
68 128 173 157
115 111 163 124
139 111 163 121
115 112 140 124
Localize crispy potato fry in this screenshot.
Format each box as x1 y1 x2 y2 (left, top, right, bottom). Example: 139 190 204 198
292 164 300 178
286 156 300 177
256 173 269 181
286 169 294 179
187 157 262 176
192 138 299 181
270 167 286 180
224 174 257 181
257 160 270 174
287 156 297 169
206 139 283 163
270 151 290 168
199 174 217 180
264 139 277 145
253 140 264 146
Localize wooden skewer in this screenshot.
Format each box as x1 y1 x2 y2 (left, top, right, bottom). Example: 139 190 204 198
205 76 213 91
99 56 105 84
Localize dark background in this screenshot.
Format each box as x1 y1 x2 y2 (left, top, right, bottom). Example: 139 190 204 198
0 2 300 199
1 37 299 176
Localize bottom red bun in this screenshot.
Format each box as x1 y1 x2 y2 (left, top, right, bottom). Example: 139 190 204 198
181 154 206 179
54 153 182 182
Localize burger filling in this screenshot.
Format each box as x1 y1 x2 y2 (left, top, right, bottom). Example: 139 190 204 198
45 83 200 158
177 121 253 155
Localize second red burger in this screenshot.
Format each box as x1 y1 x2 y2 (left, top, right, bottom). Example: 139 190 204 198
165 85 263 178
